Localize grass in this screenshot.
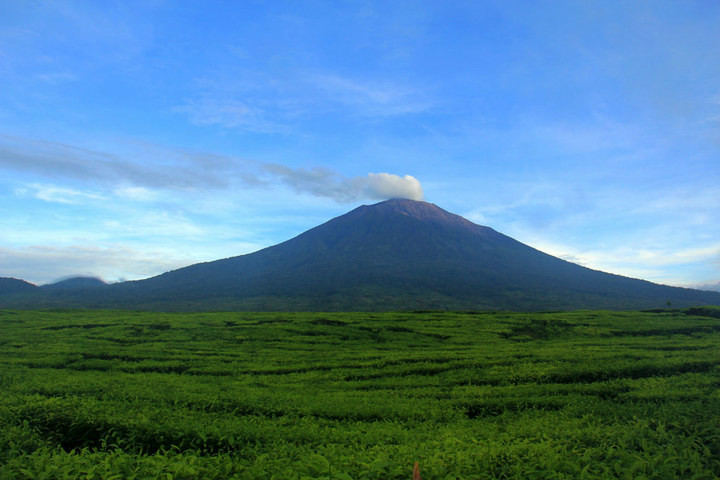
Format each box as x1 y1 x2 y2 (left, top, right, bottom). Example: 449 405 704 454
1 308 719 479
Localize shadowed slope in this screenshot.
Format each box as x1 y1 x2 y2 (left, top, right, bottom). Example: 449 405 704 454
0 277 37 296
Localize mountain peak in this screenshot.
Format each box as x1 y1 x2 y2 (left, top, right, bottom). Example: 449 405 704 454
357 198 484 232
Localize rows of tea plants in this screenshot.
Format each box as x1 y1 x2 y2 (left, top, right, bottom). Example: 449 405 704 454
1 307 719 479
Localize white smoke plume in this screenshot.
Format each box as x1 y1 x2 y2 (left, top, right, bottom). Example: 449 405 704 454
362 173 424 201
267 164 424 202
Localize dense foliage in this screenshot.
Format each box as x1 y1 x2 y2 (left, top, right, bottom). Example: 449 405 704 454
1 308 719 479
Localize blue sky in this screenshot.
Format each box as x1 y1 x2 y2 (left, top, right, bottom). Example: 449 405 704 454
1 1 719 290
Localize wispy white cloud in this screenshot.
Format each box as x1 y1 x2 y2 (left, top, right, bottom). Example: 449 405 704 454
15 183 105 204
173 69 431 133
265 165 423 202
309 74 431 116
113 186 160 202
103 211 204 239
694 281 720 293
0 197 274 283
34 72 77 84
173 96 287 134
462 169 720 289
0 134 226 190
0 244 200 285
0 134 424 203
514 235 720 287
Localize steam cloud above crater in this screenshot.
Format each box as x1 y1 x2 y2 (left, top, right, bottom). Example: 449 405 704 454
363 173 424 201
267 164 424 202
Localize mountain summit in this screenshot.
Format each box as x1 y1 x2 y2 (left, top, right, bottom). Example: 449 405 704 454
2 199 720 310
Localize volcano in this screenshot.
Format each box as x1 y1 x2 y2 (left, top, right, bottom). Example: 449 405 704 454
2 199 720 310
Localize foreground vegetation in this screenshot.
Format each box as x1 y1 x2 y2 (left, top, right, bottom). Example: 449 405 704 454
1 307 719 479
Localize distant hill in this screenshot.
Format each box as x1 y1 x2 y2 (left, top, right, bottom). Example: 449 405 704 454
2 199 720 311
41 276 107 290
0 277 37 296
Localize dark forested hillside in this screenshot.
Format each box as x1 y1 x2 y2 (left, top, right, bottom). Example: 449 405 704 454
0 277 37 295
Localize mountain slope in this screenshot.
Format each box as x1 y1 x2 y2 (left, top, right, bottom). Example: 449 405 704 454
124 199 717 310
0 277 38 296
2 199 720 310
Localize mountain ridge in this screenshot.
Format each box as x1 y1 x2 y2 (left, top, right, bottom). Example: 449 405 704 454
2 199 719 311
41 276 107 290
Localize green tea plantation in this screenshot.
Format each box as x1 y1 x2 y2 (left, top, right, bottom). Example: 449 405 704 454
1 308 719 479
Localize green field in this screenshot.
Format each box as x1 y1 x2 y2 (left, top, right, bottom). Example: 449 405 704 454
1 308 719 479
